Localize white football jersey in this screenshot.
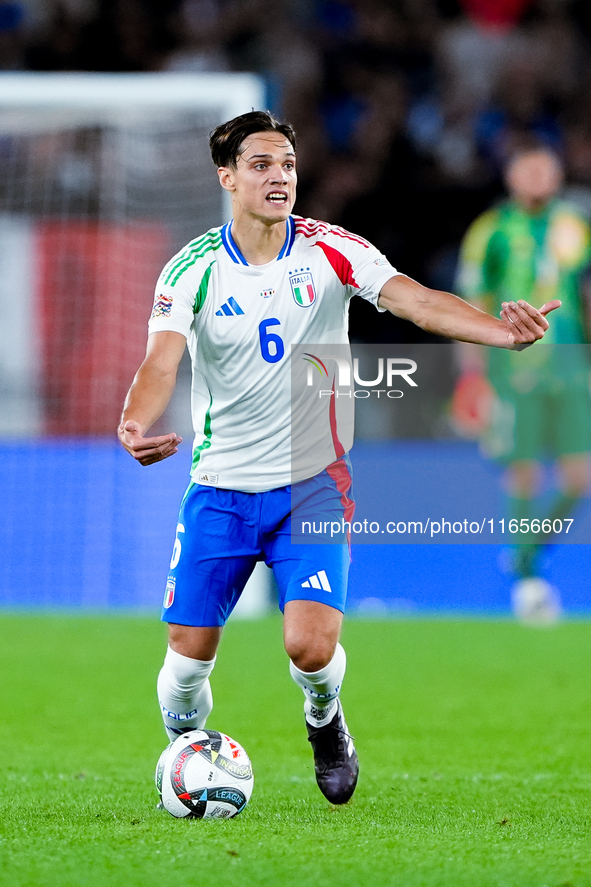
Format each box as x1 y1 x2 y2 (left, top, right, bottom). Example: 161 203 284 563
148 215 398 492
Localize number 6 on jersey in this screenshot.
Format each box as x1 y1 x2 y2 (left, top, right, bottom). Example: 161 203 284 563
259 318 284 363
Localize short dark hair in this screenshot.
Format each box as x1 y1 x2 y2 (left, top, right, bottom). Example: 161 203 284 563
209 110 296 169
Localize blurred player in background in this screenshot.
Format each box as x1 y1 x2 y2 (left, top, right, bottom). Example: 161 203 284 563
119 111 559 804
457 145 591 622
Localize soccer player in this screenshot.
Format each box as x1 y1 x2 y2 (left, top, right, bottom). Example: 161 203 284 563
118 111 559 804
457 145 591 620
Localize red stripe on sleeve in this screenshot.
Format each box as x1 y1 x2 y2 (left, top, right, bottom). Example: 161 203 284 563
316 241 359 288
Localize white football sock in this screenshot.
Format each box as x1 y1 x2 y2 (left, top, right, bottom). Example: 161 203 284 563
157 646 216 741
289 642 347 727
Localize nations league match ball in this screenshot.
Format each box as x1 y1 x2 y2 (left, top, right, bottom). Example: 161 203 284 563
156 729 254 819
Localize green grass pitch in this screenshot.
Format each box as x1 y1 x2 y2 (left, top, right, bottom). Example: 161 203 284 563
1 613 591 887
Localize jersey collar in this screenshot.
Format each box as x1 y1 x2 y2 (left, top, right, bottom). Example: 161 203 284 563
221 216 296 265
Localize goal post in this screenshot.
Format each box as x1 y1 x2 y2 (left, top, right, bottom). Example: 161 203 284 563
0 70 264 110
0 72 265 222
0 72 276 615
0 72 266 436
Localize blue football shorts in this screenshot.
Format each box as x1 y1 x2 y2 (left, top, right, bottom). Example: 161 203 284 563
161 456 354 627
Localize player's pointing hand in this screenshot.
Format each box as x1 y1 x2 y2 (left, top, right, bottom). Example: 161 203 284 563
118 419 182 466
500 298 561 349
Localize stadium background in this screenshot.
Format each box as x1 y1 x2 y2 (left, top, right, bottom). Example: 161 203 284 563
1 0 591 615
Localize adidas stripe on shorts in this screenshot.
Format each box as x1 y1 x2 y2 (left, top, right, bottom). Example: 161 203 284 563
161 456 354 627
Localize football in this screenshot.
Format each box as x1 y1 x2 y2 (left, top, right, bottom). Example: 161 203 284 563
510 577 562 626
155 729 254 819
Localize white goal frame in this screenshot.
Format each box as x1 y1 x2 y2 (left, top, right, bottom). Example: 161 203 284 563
0 72 274 616
0 72 266 216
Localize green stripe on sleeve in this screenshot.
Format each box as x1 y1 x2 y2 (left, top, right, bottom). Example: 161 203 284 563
193 262 215 314
162 231 222 286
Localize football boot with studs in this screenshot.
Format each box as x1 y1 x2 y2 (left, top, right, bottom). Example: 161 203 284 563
306 700 359 804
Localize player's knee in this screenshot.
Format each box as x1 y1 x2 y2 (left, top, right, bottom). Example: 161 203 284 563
563 480 589 499
507 462 540 498
283 600 343 672
285 635 336 673
559 460 591 497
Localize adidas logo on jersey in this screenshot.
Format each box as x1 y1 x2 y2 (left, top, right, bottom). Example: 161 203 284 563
301 570 332 592
215 297 244 316
198 472 218 485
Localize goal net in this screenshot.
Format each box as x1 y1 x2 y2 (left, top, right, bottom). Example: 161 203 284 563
0 72 274 612
0 72 264 438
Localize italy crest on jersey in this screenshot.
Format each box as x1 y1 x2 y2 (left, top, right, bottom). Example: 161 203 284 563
163 578 175 609
289 269 317 307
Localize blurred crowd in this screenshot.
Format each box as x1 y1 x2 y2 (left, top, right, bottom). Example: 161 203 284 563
4 0 591 342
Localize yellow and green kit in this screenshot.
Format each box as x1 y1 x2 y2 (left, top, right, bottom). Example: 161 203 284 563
458 199 591 463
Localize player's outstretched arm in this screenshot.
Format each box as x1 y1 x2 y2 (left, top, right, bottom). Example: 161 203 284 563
378 274 561 348
118 330 186 466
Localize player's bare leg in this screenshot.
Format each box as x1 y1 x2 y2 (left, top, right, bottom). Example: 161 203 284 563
168 624 222 661
505 458 541 500
284 600 358 804
557 452 591 500
283 599 342 673
157 625 222 741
